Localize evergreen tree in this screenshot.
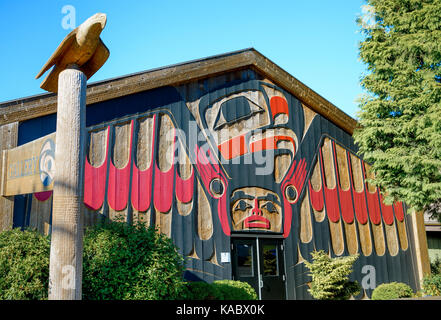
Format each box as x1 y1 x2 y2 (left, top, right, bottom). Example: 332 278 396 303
354 0 441 220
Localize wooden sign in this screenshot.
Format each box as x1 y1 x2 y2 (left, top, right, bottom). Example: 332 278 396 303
1 132 56 196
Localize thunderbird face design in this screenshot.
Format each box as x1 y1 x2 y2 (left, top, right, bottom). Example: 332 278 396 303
189 80 306 236
231 187 282 232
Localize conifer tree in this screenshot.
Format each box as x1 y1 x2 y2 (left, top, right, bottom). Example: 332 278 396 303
354 0 441 220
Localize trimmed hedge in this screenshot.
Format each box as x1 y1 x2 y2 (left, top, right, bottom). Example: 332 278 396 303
184 280 258 300
371 282 413 300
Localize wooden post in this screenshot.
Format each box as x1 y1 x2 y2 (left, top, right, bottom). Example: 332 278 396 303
35 13 109 300
48 66 86 300
411 210 431 286
0 122 18 231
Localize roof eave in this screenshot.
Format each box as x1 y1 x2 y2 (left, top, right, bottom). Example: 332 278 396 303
0 48 357 134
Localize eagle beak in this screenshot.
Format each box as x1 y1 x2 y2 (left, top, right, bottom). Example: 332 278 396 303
91 13 107 29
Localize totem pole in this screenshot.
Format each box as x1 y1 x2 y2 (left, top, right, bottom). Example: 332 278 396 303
36 13 109 300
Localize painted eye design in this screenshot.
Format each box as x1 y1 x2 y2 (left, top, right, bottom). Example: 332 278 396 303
263 202 277 213
285 185 298 203
210 178 225 197
214 95 264 129
235 200 251 212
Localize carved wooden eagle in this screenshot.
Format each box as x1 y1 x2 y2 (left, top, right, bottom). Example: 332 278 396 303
36 13 110 93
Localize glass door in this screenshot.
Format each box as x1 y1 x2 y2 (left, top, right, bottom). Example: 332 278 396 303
231 238 286 300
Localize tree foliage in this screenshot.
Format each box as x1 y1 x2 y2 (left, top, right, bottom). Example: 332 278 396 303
354 0 441 217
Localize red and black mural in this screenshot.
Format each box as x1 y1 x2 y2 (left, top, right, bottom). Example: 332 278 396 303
14 69 419 299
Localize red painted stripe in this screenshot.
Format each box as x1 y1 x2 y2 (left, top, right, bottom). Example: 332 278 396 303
218 134 247 160
308 181 324 212
393 201 405 222
131 115 156 212
107 121 134 211
176 169 194 203
153 165 175 212
339 189 354 224
270 96 289 120
84 127 110 210
317 145 340 223
217 193 230 236
353 190 369 224
347 152 368 224
366 190 382 225
333 145 354 224
380 193 395 225
131 166 153 212
282 197 293 238
362 162 382 225
153 127 176 213
324 186 340 223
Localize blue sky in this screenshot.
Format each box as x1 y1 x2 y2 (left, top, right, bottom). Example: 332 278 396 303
0 0 366 118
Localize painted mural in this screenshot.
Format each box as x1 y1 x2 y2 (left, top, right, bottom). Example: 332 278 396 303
15 69 419 299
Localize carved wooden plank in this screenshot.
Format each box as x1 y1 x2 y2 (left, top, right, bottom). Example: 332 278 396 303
300 189 313 243
364 163 386 256
154 114 175 237
349 153 372 256
385 223 399 256
197 180 213 240
0 122 18 231
2 132 56 196
176 139 193 216
321 138 344 255
371 220 386 256
310 158 326 222
108 121 133 221
132 115 155 225
334 144 358 255
84 127 109 227
396 218 408 251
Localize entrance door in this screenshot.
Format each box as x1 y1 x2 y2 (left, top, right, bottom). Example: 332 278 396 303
231 238 286 300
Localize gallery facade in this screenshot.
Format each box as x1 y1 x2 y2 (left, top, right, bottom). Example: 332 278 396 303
0 49 430 299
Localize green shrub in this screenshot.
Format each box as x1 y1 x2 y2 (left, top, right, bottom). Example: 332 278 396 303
0 228 50 300
184 280 258 300
82 220 187 300
422 274 441 297
184 281 221 300
304 250 360 300
371 282 414 300
212 280 258 300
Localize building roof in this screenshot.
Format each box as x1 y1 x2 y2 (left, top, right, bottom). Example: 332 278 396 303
0 48 357 134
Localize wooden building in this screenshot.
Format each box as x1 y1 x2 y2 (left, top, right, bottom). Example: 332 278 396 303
0 49 430 299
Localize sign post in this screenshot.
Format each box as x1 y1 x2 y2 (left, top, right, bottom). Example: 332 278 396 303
35 13 109 300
